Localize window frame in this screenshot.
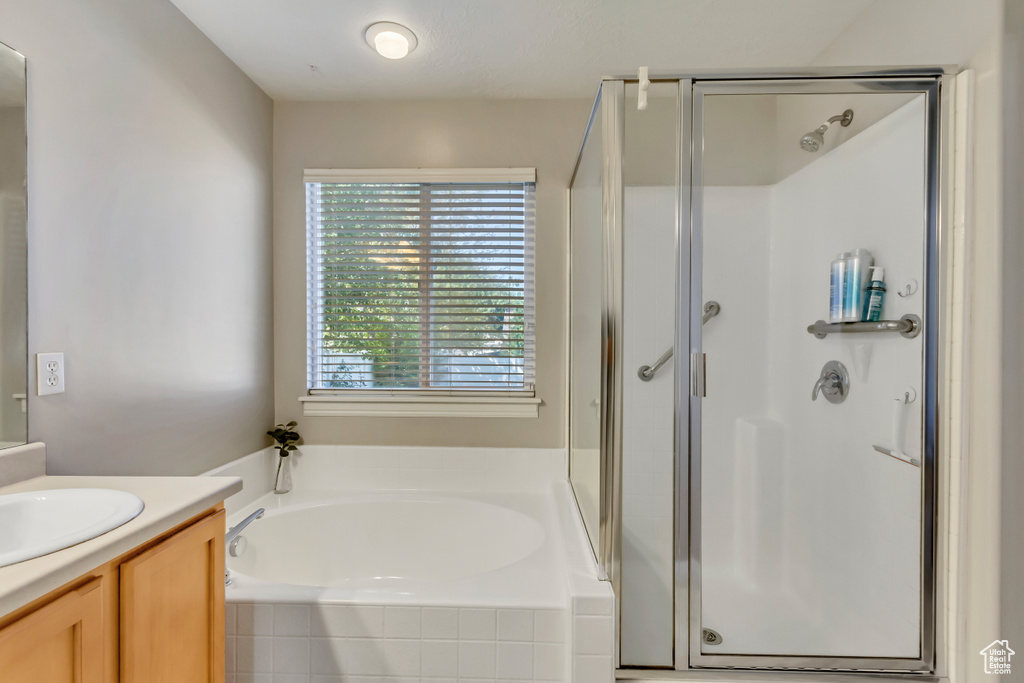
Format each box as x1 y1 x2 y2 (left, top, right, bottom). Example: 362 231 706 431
300 168 540 418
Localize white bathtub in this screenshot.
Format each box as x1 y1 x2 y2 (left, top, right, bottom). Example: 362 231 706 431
225 489 566 607
207 446 613 683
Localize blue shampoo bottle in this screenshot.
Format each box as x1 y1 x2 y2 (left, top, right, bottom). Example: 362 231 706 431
844 249 873 322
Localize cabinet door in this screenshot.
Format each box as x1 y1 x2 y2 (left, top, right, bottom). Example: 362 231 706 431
0 577 104 683
120 509 225 683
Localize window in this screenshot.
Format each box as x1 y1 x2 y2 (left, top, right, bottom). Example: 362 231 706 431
302 168 539 417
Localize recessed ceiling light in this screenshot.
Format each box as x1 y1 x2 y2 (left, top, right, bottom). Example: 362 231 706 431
365 22 417 60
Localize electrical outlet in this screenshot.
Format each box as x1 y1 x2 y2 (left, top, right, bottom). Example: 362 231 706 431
37 352 65 396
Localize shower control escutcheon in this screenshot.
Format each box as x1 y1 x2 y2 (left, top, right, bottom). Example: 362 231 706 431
812 360 849 404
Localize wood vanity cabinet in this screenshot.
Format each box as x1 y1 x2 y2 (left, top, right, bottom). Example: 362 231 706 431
0 576 105 682
120 508 225 682
0 506 225 683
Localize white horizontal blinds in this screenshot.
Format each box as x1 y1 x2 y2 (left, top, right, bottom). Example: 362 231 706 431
306 170 536 394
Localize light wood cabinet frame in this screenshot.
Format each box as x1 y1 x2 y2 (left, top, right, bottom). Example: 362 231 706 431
119 508 225 683
0 577 106 682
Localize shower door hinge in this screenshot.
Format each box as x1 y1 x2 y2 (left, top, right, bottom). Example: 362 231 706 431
690 353 706 397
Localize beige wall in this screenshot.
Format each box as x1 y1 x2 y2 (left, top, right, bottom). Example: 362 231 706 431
1 0 275 475
809 0 1003 68
273 99 591 448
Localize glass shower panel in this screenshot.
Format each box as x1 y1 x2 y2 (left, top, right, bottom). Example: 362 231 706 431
569 97 604 554
696 89 928 660
619 81 678 667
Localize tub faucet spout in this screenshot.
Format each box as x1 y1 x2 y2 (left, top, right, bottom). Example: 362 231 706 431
226 507 265 547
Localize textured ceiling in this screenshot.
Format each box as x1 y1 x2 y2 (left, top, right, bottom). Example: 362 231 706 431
166 0 877 101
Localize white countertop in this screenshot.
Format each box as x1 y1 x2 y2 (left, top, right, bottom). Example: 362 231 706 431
0 474 242 618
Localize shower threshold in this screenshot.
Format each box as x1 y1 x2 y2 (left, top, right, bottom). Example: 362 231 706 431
615 669 940 682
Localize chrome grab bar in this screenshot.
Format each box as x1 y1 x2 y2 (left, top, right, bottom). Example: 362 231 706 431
638 347 674 382
702 300 720 325
637 301 720 381
225 507 264 547
807 313 921 339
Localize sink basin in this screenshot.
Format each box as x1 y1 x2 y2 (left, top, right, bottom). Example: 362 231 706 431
0 488 144 568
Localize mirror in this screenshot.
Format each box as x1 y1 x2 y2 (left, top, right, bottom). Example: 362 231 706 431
0 41 27 448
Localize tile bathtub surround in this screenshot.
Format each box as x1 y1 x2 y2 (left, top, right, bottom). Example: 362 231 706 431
552 484 616 683
203 447 279 515
206 446 569 516
293 446 568 494
227 603 567 682
214 448 611 682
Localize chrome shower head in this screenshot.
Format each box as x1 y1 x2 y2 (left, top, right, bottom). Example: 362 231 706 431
800 127 827 152
800 109 854 153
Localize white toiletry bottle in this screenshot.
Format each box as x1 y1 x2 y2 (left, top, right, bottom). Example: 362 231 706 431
829 253 849 323
844 249 873 322
862 267 886 321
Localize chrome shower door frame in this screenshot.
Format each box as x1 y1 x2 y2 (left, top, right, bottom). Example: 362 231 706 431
566 78 627 592
598 79 625 592
683 74 946 673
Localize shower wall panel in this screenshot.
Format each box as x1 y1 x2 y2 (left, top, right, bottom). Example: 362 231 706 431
699 96 926 659
697 185 778 653
765 98 925 657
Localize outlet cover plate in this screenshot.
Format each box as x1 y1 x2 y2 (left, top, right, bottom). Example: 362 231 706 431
37 352 65 396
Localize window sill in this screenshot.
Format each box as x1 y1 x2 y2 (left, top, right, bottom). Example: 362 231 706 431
299 395 541 418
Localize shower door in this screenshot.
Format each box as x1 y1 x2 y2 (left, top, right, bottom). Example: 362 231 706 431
687 77 942 671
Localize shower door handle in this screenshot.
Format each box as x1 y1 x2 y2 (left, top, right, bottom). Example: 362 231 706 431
690 353 706 397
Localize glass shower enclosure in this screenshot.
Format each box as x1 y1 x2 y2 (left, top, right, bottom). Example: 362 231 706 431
568 72 947 673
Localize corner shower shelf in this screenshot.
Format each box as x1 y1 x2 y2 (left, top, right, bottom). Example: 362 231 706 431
872 445 921 467
807 313 921 339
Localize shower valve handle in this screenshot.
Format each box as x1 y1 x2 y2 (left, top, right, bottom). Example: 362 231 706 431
812 373 841 401
811 361 850 404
